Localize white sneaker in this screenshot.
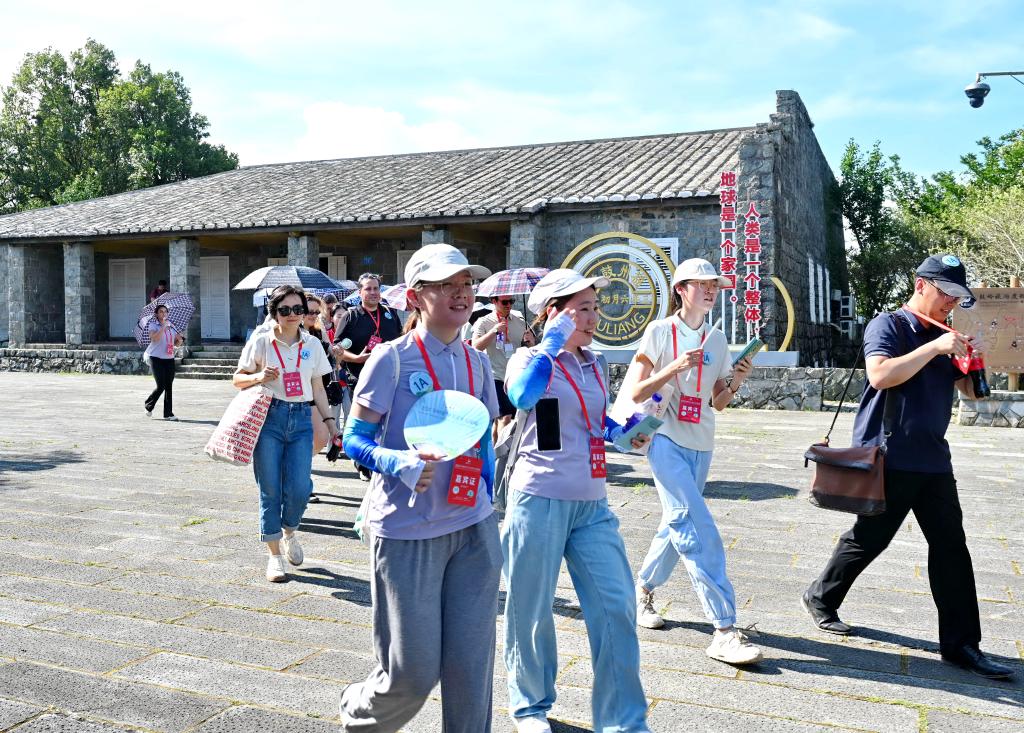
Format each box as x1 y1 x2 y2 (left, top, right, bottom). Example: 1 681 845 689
706 628 763 665
266 554 288 582
636 584 665 629
282 533 303 566
513 714 551 733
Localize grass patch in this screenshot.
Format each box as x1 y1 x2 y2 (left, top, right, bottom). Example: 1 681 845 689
181 517 211 528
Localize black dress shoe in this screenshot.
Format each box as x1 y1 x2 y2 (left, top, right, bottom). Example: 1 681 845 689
942 646 1015 680
801 590 852 635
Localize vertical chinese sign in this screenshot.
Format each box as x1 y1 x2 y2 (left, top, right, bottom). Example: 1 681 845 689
719 172 738 342
742 202 763 339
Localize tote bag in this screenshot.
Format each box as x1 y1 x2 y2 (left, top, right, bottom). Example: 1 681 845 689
204 387 274 466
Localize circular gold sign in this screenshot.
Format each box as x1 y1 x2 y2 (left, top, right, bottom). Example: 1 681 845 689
561 233 674 350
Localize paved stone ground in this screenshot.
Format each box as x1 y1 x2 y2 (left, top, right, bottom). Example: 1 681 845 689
0 372 1021 733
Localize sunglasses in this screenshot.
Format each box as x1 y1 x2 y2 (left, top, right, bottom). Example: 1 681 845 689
497 299 515 305
306 310 321 317
276 305 306 316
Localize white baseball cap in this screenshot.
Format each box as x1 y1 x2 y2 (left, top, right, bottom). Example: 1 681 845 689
527 269 610 313
405 244 491 288
671 258 731 287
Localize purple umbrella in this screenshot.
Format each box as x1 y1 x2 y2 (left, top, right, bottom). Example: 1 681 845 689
134 292 195 348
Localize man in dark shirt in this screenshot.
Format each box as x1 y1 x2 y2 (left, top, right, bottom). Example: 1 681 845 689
331 273 402 480
802 254 1013 680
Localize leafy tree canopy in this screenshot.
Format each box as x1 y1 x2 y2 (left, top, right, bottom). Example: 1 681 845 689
0 39 237 214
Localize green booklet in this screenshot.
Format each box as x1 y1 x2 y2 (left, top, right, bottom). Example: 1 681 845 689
732 337 765 366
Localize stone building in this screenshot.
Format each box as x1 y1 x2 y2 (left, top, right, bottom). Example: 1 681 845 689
0 90 847 365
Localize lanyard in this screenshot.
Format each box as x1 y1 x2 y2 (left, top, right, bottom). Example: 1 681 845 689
901 305 973 374
413 332 475 395
672 321 710 392
554 358 606 434
271 340 302 371
364 306 381 335
902 304 957 334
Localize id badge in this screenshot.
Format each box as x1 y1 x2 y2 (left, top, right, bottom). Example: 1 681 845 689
677 394 702 424
448 455 483 506
366 334 383 352
282 370 303 398
589 436 607 479
165 340 174 357
503 341 515 354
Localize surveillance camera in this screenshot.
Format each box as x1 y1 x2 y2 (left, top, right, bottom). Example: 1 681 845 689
965 80 991 108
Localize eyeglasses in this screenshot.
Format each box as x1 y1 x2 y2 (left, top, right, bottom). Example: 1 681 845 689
687 280 721 291
421 281 475 297
925 280 960 301
276 305 306 316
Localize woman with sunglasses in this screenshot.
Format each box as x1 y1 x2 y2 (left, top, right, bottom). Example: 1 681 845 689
143 304 184 420
501 269 652 733
233 286 334 583
339 244 501 732
630 259 761 666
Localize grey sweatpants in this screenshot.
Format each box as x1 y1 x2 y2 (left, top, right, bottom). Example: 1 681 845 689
340 513 502 732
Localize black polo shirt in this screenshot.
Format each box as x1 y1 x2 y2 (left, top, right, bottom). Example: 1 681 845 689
852 309 964 473
333 304 402 380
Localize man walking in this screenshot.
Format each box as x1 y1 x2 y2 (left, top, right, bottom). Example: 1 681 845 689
471 296 535 438
332 273 402 480
802 254 1013 680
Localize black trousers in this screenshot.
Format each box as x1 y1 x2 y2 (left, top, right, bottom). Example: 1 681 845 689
145 356 175 417
807 469 982 654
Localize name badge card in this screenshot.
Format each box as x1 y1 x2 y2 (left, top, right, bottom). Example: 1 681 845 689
165 338 174 357
282 370 303 397
677 394 702 424
448 455 482 506
589 436 607 478
366 334 383 352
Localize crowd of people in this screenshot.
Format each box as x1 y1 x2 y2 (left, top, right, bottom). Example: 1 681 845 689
143 244 1010 732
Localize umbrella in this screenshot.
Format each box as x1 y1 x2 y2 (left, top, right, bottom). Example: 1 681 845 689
134 292 195 348
233 265 345 291
309 280 358 300
343 284 395 308
475 268 549 297
381 283 411 311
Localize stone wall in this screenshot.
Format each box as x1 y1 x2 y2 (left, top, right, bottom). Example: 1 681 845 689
0 347 150 375
958 392 1024 427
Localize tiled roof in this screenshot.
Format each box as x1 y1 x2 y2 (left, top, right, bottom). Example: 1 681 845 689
0 127 751 241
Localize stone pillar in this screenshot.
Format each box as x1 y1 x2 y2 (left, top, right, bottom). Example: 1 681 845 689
6 244 27 346
63 241 96 345
0 244 10 344
421 226 454 247
7 243 64 344
287 232 319 268
170 237 202 345
509 220 542 269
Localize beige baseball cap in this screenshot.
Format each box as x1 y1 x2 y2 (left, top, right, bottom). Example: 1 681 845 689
527 269 610 313
671 258 731 287
405 244 491 288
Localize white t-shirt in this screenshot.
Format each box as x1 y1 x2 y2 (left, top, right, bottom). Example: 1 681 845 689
634 315 732 452
144 322 177 361
237 331 332 403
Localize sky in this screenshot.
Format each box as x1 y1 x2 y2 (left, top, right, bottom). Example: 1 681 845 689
1 0 1022 180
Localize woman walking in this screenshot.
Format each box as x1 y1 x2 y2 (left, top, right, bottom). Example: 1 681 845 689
233 286 335 583
630 258 760 665
144 304 184 420
502 269 653 733
339 244 501 733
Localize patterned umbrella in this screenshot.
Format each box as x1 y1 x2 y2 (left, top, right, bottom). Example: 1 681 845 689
233 265 346 291
343 284 395 307
475 268 550 297
381 283 411 311
134 292 195 348
309 280 358 300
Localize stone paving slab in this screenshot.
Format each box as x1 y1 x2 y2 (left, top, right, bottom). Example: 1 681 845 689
1 372 1022 732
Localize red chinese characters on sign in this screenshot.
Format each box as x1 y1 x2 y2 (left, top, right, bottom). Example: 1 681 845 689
719 171 738 294
743 201 763 335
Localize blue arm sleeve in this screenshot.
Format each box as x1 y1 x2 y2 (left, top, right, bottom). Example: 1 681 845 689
506 354 553 410
603 414 627 448
342 417 420 476
479 425 495 500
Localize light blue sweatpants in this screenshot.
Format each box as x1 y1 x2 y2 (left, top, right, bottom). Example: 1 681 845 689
502 491 650 733
636 433 737 629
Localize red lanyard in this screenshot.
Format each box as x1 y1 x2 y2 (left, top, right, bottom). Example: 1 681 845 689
902 304 956 334
271 340 302 371
413 332 475 395
555 358 606 434
672 321 710 391
364 306 381 335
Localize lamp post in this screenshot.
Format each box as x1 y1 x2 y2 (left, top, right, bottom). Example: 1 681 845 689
965 71 1024 108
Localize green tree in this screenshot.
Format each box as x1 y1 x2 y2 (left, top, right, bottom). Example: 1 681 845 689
0 39 237 214
945 186 1024 285
839 140 930 317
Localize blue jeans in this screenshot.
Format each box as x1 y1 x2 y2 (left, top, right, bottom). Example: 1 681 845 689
502 492 649 733
637 434 736 628
253 399 314 542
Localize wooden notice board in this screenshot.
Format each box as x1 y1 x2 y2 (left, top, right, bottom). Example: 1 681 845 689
951 288 1024 372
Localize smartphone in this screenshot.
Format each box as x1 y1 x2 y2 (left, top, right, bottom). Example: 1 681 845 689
535 398 562 452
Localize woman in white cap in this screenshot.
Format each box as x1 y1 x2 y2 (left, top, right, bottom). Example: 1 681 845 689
501 269 653 733
339 243 502 733
630 258 761 665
